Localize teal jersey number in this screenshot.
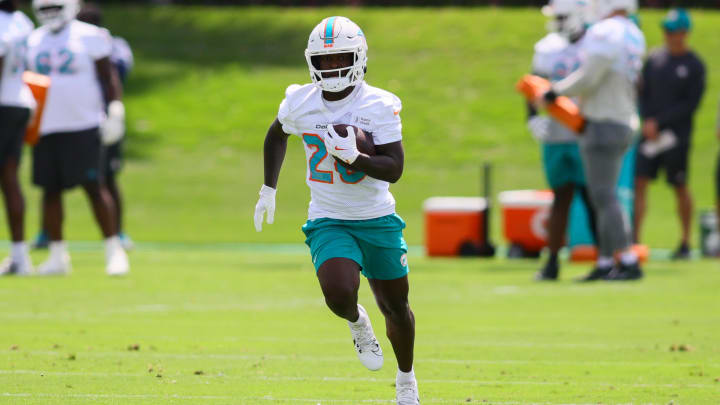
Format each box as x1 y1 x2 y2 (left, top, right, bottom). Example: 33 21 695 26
35 51 51 75
35 48 76 75
302 133 366 184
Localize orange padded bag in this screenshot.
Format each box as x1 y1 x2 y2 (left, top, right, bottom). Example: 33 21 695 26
516 74 585 134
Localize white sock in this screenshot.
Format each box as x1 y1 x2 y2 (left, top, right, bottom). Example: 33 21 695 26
397 367 415 384
49 241 67 260
620 250 638 265
349 305 368 326
596 256 614 268
11 242 28 263
105 235 122 255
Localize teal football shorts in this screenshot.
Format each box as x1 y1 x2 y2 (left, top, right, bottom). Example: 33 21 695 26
542 142 586 189
302 213 409 280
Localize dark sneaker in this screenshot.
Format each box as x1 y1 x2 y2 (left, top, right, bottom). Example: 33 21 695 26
671 244 690 260
32 231 49 250
534 260 558 281
575 266 613 282
605 262 644 281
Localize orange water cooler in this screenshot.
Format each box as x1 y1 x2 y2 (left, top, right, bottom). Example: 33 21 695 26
424 197 487 257
499 190 553 256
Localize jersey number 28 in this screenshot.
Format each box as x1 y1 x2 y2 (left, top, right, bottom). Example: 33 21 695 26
303 133 366 184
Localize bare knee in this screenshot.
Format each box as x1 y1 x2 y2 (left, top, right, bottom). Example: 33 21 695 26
378 299 413 326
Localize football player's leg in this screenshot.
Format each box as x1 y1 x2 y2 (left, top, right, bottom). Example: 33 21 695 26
367 275 414 372
0 107 31 275
538 144 573 280
317 258 361 321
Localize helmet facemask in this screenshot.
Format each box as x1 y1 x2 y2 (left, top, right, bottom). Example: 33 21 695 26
33 0 79 32
543 0 589 41
306 49 366 93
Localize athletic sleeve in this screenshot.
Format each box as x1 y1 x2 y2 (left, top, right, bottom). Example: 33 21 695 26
85 27 112 60
371 94 402 145
277 84 301 136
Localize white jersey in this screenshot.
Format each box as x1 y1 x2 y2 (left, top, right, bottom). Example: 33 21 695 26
26 20 112 135
277 81 403 221
532 33 584 143
0 11 34 109
577 16 645 126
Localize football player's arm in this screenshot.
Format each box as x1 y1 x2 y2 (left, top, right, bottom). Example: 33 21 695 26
348 140 404 184
96 57 122 102
263 118 290 188
548 53 612 99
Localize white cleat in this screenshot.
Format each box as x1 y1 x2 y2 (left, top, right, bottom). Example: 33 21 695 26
0 257 34 276
106 246 129 276
37 253 71 276
348 304 383 371
396 378 420 405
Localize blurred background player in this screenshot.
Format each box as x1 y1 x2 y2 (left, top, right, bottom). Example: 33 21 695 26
634 8 706 260
33 1 134 250
528 0 596 281
0 0 34 275
27 0 129 275
254 16 419 404
539 0 646 281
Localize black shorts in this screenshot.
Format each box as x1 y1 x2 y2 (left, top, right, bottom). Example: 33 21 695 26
33 128 102 192
635 141 690 186
103 140 124 178
0 106 30 167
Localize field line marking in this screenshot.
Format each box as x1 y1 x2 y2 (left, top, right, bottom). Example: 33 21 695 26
8 349 718 369
0 393 659 404
0 369 716 389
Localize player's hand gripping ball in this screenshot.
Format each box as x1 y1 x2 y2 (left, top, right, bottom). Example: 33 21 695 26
325 124 375 167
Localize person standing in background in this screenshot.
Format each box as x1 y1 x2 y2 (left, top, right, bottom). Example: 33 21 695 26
27 0 129 275
634 8 706 259
33 2 135 250
527 0 597 281
0 0 34 275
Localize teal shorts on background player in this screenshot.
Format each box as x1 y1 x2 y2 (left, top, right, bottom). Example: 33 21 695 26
542 143 586 189
302 214 409 280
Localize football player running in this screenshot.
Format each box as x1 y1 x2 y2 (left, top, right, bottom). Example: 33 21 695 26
254 16 419 404
538 0 646 281
528 0 597 281
0 0 34 275
27 0 129 276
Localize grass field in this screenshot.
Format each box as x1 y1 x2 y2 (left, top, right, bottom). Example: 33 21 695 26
2 248 720 404
3 6 720 404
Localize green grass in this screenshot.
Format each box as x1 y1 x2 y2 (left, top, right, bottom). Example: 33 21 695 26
1 248 720 404
6 6 720 247
3 7 720 404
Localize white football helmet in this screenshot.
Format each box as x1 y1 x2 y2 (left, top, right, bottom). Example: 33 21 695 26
33 0 79 31
542 0 590 39
305 16 368 93
593 0 638 20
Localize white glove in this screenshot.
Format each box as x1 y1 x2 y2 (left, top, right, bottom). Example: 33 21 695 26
527 116 550 141
324 125 360 165
254 185 276 232
101 100 126 146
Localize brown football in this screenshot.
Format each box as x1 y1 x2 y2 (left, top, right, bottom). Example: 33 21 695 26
331 124 376 156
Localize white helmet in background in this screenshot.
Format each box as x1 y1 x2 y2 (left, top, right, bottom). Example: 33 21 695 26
542 0 590 39
305 16 368 93
593 0 638 20
33 0 79 31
